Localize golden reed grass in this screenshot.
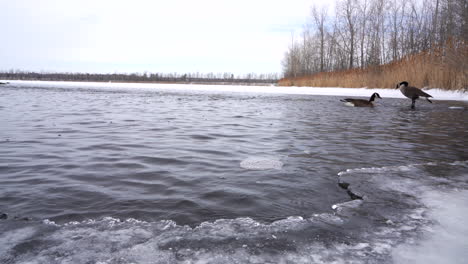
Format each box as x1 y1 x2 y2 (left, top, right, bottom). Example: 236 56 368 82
279 42 467 91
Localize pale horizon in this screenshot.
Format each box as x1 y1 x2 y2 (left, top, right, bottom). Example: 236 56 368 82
1 0 330 75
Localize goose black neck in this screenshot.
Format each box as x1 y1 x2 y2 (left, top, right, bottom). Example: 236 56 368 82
369 93 376 102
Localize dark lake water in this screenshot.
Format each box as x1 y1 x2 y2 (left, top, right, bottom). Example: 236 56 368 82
1 83 467 263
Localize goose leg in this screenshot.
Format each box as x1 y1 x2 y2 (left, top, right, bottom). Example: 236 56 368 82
426 98 432 103
411 99 416 109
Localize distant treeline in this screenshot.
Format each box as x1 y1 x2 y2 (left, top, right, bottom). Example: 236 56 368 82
0 71 280 85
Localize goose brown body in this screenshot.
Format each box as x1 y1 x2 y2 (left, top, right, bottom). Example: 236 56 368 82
396 81 432 109
340 93 382 107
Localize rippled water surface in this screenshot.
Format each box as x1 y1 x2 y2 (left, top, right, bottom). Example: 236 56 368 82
0 83 467 263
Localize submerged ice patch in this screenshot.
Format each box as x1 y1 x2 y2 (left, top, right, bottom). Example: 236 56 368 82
240 157 283 170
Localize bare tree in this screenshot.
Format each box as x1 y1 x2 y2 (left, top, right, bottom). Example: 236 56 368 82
311 5 329 72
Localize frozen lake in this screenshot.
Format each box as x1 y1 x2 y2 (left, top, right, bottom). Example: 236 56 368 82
0 82 467 263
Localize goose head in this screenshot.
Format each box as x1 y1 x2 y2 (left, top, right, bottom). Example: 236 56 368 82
396 81 408 89
369 92 382 101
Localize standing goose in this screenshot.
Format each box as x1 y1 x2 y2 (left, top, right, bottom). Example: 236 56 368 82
396 81 432 109
340 92 382 107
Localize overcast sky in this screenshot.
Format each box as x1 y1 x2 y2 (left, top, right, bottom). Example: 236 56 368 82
1 0 329 74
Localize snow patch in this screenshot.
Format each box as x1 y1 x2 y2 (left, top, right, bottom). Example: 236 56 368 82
3 80 467 101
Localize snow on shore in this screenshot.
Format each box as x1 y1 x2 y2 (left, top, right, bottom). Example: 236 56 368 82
2 80 467 101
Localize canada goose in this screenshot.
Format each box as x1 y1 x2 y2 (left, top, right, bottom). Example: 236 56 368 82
340 92 382 107
396 81 432 109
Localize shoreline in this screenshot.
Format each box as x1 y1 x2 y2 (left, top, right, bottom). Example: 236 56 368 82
2 79 467 101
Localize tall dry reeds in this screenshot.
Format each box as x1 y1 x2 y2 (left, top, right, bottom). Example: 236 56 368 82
279 42 467 91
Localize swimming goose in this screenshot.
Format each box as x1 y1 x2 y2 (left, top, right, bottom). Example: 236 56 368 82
340 93 382 107
396 81 432 109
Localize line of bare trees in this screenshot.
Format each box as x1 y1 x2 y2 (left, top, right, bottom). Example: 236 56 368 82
283 0 467 78
0 70 280 85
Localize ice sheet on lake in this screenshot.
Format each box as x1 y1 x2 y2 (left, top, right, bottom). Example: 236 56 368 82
337 160 468 264
2 80 467 101
392 190 468 264
1 160 467 263
448 106 465 109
